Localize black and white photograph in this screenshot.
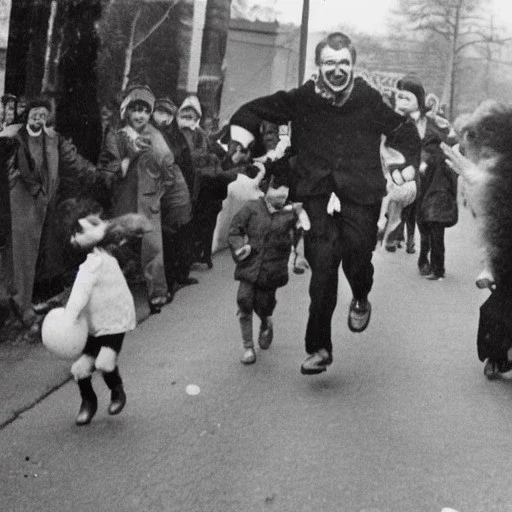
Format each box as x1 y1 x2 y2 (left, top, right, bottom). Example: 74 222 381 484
1 0 512 510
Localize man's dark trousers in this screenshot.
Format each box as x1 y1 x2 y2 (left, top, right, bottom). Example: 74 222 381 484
303 195 381 355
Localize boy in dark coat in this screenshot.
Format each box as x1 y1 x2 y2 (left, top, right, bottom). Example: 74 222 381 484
228 164 307 364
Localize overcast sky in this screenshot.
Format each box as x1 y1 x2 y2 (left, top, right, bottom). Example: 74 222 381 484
273 0 512 35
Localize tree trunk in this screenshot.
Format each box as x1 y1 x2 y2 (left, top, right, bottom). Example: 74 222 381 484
197 0 232 120
448 2 461 121
122 7 142 92
41 0 58 92
299 0 309 86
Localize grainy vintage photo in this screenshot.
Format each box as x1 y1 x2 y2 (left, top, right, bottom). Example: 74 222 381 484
1 1 512 511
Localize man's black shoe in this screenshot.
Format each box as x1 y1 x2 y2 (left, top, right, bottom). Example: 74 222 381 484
300 349 333 375
347 298 371 333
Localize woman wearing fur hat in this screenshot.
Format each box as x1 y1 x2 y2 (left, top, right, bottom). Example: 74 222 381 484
98 84 178 313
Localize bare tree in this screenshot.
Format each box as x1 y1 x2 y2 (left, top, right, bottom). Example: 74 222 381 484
393 0 511 119
121 0 177 92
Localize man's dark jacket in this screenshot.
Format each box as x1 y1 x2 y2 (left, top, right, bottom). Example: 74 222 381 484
230 77 421 205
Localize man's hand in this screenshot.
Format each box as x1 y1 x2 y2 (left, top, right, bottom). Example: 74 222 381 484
235 244 252 261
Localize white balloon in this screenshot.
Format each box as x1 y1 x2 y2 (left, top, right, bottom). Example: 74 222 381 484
42 308 88 360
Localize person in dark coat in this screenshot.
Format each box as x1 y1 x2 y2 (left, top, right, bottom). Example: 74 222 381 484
228 166 303 365
1 98 97 326
151 97 197 294
229 32 421 375
415 116 458 281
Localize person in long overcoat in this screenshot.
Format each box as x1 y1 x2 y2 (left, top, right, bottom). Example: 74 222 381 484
416 119 458 280
1 98 96 326
98 85 176 313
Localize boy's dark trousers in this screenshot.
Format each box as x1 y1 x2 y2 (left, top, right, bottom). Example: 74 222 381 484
237 280 277 349
303 195 381 355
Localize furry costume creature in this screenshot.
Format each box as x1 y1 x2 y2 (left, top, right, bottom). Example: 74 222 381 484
443 100 512 289
442 100 512 378
58 198 151 425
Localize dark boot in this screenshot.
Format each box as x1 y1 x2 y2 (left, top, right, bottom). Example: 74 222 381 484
76 377 98 426
103 367 126 415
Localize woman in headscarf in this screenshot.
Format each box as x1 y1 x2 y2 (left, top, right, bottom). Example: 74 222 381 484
98 84 176 313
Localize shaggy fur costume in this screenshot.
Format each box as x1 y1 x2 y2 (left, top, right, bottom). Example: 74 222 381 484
460 101 512 287
456 100 512 371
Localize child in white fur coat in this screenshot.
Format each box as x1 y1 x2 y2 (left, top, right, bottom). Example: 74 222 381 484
62 199 151 425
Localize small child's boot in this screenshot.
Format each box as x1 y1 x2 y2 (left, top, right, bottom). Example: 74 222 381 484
258 316 273 350
76 377 98 426
103 367 126 415
239 312 256 364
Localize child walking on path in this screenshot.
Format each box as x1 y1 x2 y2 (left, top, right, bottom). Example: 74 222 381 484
61 199 150 425
228 165 308 364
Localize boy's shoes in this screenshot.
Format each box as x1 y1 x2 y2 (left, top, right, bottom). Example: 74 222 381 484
258 319 273 349
240 348 256 365
406 240 415 254
300 349 333 375
475 269 496 290
75 398 98 426
108 385 127 415
476 277 496 290
347 298 371 333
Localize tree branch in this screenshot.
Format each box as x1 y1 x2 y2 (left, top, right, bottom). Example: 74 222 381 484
133 0 177 50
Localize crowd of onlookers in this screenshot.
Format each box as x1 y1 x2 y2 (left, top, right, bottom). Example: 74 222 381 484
0 85 270 333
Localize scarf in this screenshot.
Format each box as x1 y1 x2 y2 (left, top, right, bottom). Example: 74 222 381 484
313 72 355 108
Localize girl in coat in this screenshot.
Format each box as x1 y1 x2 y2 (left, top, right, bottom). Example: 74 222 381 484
60 198 151 425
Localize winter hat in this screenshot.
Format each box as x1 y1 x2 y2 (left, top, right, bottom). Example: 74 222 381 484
154 97 177 115
396 75 426 114
178 95 202 119
120 84 155 120
25 97 52 114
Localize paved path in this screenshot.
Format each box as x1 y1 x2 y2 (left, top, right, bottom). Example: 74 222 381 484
1 207 510 512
